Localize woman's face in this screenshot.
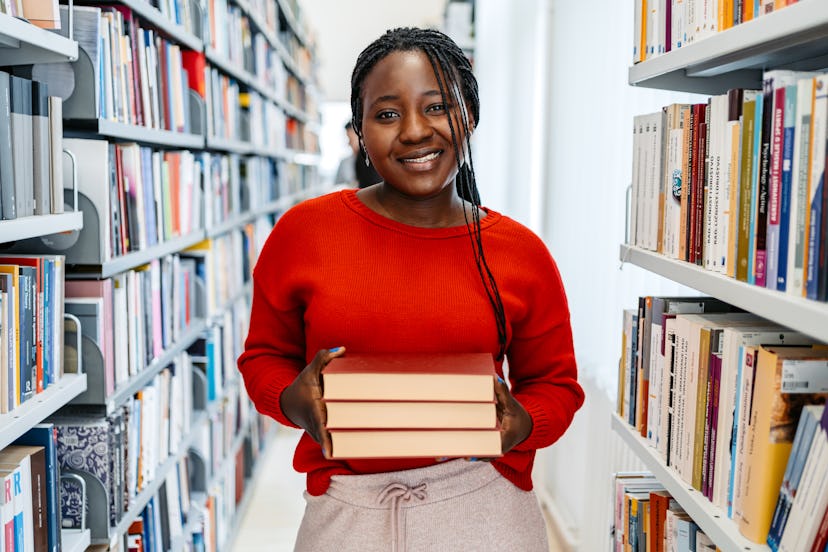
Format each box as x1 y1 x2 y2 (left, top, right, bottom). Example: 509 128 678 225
359 50 470 200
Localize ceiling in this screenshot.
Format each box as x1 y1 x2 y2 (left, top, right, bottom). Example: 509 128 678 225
298 0 448 103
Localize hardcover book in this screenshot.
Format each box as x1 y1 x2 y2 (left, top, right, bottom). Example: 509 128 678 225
328 427 502 459
322 353 496 402
325 400 497 430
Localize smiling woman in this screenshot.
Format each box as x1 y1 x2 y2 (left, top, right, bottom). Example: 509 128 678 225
237 27 585 552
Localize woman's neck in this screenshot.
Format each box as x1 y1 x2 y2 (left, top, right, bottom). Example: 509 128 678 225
357 184 482 228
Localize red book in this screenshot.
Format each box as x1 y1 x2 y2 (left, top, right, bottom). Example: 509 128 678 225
181 51 207 99
322 352 496 402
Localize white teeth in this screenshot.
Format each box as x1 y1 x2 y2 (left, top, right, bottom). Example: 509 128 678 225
402 152 440 163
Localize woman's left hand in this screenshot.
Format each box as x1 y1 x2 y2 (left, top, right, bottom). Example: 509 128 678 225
494 375 533 455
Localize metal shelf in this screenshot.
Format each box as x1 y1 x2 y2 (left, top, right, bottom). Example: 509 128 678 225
64 119 204 149
103 320 207 415
61 528 91 552
106 410 209 547
205 134 253 154
0 212 83 244
275 0 310 48
0 373 87 450
611 413 769 552
111 0 203 51
619 244 828 344
284 149 321 166
205 211 255 238
629 0 828 94
0 11 78 65
67 231 208 279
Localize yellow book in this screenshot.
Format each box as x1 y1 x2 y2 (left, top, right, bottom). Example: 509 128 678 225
0 265 19 409
737 346 828 543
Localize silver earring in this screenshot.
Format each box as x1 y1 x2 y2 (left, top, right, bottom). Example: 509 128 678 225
365 154 370 167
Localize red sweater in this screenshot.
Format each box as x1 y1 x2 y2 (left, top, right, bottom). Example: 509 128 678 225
238 189 584 496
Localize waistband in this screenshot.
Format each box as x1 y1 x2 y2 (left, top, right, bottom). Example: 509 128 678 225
326 459 499 509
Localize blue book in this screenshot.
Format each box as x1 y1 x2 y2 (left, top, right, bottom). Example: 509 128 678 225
14 424 61 552
777 84 798 291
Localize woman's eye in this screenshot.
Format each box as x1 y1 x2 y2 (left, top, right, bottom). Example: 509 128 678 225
376 111 398 120
427 103 447 113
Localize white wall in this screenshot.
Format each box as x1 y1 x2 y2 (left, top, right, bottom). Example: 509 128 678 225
537 1 705 545
473 0 550 232
298 0 447 103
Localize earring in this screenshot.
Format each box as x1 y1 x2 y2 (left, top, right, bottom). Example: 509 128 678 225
359 138 370 167
365 154 370 167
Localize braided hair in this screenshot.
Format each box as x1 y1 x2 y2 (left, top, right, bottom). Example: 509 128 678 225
350 27 508 361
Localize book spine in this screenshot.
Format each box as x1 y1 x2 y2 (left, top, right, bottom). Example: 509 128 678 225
737 97 757 281
778 85 797 291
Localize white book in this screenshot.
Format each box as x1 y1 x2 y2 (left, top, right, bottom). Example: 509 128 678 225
779 429 827 551
786 78 812 296
47 97 62 214
714 327 812 511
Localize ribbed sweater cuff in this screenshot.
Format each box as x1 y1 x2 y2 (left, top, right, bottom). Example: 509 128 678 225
513 396 554 452
258 378 300 429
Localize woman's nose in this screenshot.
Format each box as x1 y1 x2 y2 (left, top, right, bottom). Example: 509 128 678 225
399 112 434 143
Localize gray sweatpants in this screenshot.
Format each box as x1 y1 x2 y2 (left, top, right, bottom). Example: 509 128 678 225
294 460 549 552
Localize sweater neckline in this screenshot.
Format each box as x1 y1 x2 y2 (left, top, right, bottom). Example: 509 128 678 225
339 188 501 238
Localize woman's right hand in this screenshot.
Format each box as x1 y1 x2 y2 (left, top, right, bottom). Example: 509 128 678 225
279 346 346 459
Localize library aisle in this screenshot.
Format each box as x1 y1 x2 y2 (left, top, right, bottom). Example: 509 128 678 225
231 428 305 551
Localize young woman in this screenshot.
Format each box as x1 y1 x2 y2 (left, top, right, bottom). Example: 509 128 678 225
238 27 584 552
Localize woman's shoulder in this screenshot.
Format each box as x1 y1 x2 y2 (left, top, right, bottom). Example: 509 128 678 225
485 211 550 254
276 188 351 228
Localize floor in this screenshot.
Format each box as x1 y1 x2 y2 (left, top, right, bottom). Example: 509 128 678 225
231 427 306 551
230 428 567 552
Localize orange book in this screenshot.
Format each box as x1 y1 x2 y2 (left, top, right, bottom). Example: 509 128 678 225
322 352 496 402
21 0 60 29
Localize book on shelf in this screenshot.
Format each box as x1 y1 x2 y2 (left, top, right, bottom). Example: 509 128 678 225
0 71 15 221
0 445 47 552
767 404 824 550
322 352 496 402
20 0 60 29
13 425 60 552
776 403 828 552
735 345 828 544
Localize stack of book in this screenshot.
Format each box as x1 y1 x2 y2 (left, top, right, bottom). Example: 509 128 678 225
322 353 501 459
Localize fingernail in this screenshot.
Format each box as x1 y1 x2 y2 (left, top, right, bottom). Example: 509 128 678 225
436 457 448 462
469 457 478 462
329 347 342 353
496 375 505 384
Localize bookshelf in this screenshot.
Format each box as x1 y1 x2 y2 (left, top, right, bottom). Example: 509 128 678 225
0 211 83 242
616 3 828 551
0 373 87 451
19 0 324 549
619 245 828 344
0 11 78 65
628 1 828 94
0 11 94 552
611 414 765 552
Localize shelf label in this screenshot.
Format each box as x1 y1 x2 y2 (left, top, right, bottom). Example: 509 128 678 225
781 360 828 393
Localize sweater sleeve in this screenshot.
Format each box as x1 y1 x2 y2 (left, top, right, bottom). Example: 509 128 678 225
506 246 584 453
236 218 308 429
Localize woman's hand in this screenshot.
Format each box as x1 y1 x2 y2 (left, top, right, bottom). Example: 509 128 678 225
495 375 533 455
280 347 346 459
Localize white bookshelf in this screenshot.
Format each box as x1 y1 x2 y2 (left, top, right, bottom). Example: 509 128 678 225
611 414 768 552
61 528 92 552
618 3 828 550
0 11 78 65
619 245 828 344
112 0 204 51
629 0 828 94
0 212 83 243
64 119 205 149
0 373 88 450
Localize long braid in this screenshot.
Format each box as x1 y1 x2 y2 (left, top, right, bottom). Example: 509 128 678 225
351 28 508 361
